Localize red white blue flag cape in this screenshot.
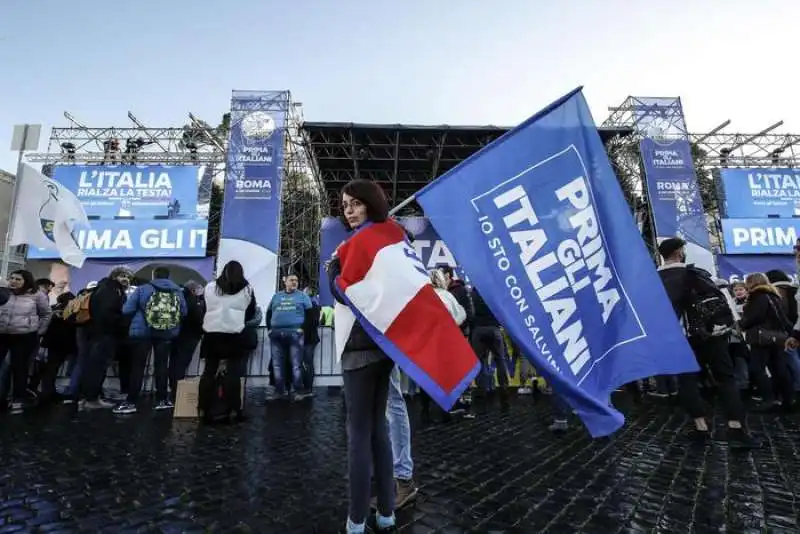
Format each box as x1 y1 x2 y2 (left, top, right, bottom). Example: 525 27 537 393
333 220 480 410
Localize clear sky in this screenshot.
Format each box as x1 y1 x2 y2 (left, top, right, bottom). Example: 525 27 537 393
0 0 796 173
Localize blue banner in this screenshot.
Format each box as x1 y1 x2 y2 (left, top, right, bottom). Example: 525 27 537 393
218 91 288 317
27 219 208 259
720 218 800 254
318 217 463 307
639 138 715 272
717 254 798 284
415 88 699 437
720 168 800 218
51 165 202 219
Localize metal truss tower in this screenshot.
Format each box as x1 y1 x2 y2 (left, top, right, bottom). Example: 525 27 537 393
26 111 226 227
602 96 800 254
280 97 325 287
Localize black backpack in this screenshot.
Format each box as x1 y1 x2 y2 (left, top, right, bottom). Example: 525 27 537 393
198 369 242 423
683 266 734 339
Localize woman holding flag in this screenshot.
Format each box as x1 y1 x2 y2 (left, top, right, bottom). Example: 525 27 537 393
327 180 398 534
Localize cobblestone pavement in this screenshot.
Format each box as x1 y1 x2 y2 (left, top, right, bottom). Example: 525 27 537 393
1 390 799 533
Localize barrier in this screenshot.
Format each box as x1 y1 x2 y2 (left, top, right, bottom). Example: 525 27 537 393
52 327 524 389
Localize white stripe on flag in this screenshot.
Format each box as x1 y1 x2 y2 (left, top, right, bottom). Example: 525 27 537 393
344 240 430 333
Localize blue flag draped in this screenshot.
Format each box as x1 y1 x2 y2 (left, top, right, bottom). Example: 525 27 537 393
416 87 700 437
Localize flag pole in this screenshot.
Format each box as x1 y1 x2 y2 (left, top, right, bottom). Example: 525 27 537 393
389 195 416 217
1 127 29 281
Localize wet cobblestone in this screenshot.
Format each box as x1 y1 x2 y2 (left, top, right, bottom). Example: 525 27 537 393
1 391 799 532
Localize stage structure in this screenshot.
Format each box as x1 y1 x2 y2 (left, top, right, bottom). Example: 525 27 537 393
26 111 225 235
603 95 800 256
24 105 324 285
280 98 324 285
302 123 635 217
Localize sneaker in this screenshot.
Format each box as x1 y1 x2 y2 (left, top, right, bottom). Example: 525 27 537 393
10 401 24 413
647 392 669 398
517 387 533 395
154 400 173 411
80 400 112 411
112 402 137 415
96 398 116 408
62 398 77 405
463 412 476 420
549 420 568 434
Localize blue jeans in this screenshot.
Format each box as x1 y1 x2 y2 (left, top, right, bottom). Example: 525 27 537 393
386 366 413 480
269 330 304 395
67 328 90 398
786 348 800 391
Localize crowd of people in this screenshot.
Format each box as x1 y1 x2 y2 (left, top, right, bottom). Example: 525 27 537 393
0 263 323 419
4 178 800 532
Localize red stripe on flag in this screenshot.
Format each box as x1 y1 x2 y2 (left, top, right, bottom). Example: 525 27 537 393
384 285 478 393
337 221 407 293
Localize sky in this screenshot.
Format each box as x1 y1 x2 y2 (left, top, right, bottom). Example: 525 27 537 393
0 0 797 173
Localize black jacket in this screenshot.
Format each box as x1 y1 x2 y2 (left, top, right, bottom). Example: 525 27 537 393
42 302 78 354
657 264 693 318
471 288 499 328
772 282 798 327
181 287 206 337
448 279 473 331
303 302 321 346
740 286 792 333
88 278 127 337
326 257 379 353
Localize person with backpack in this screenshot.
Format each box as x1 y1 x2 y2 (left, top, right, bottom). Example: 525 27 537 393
113 267 187 414
168 280 205 402
656 237 759 448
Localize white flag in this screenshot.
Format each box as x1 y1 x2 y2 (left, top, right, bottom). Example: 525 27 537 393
9 164 89 268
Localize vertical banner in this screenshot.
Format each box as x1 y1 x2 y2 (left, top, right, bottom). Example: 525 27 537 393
218 91 289 319
634 97 715 274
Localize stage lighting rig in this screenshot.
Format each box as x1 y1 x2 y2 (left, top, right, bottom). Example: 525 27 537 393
60 142 76 162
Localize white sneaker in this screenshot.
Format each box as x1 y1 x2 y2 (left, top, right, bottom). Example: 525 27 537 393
113 402 137 415
517 387 533 395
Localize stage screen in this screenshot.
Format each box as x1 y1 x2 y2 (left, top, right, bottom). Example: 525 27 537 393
28 164 208 259
720 168 800 218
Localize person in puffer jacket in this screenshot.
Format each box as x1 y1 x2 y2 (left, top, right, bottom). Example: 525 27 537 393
0 269 51 412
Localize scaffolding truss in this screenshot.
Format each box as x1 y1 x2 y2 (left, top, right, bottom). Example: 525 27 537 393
280 98 325 286
301 123 630 218
603 95 800 168
26 111 225 217
23 106 327 286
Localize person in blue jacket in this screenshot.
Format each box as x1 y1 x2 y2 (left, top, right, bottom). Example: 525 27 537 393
113 267 187 415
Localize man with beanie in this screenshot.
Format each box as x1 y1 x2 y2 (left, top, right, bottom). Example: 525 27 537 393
656 237 758 448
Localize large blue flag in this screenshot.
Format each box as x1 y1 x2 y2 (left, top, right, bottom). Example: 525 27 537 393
416 87 700 437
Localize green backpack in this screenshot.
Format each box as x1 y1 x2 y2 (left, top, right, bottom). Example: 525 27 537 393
144 285 182 330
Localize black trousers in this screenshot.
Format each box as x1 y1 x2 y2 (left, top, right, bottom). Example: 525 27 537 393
677 334 745 422
749 344 795 406
116 340 135 395
39 347 74 403
79 335 117 402
343 359 395 523
0 333 38 402
127 338 171 403
169 334 201 401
